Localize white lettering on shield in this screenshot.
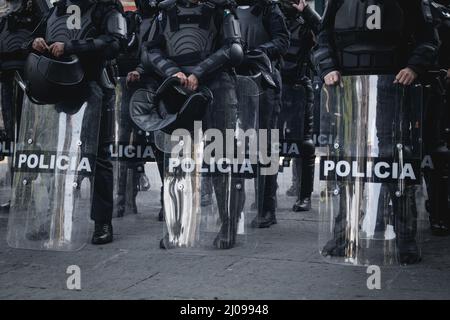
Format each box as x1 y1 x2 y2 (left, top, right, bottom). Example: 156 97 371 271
16 153 92 173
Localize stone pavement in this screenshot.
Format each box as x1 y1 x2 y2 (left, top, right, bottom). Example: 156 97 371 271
0 165 450 300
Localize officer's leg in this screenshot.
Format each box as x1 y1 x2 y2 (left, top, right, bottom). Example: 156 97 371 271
209 73 245 248
91 86 114 245
251 82 279 228
423 78 450 235
280 84 299 197
294 79 315 212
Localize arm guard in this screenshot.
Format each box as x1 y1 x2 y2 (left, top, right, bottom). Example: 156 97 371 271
65 9 127 60
257 3 290 61
406 0 440 75
312 0 339 80
301 4 321 35
190 9 243 80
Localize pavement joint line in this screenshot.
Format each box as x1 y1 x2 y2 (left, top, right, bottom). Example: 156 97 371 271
92 250 129 270
121 272 160 291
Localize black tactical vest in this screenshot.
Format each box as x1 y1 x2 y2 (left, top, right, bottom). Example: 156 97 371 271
333 0 406 74
45 0 98 43
161 1 217 64
281 16 315 81
235 4 270 50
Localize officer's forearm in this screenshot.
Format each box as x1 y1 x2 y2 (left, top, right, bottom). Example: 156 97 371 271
408 41 440 75
258 11 290 60
313 31 339 79
64 35 122 60
301 5 321 35
141 48 181 78
191 44 243 80
257 36 290 60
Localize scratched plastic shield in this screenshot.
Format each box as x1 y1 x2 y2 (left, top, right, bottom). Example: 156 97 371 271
317 75 426 265
7 83 101 251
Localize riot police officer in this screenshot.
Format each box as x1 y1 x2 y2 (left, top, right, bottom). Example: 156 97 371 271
423 0 450 236
141 0 244 249
0 0 49 211
314 0 439 264
125 0 166 222
111 0 159 218
30 0 127 245
279 0 320 213
234 0 290 229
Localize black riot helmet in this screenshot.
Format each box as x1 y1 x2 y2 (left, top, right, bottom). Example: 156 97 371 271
135 0 159 16
130 76 212 133
0 0 23 18
24 53 86 105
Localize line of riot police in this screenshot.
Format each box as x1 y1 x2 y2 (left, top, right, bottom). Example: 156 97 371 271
0 0 449 267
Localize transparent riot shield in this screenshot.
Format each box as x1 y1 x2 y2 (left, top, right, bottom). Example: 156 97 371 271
110 78 157 218
318 75 426 266
7 82 102 251
0 76 21 212
0 81 12 211
159 75 261 250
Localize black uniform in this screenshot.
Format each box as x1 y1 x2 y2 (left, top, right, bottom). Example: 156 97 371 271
142 0 244 249
113 0 159 217
423 0 450 236
30 0 127 242
0 0 47 148
234 0 290 228
313 0 439 264
278 2 320 212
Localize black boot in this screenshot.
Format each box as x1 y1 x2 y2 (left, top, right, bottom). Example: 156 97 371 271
159 234 174 250
91 223 113 245
213 222 235 249
250 211 277 228
321 238 347 257
293 197 312 212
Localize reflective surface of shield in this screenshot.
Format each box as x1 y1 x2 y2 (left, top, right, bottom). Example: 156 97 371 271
160 74 261 250
317 75 426 266
0 75 22 212
0 82 12 209
110 78 156 217
7 82 102 251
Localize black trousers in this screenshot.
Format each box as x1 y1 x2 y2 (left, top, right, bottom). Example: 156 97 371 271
280 78 315 200
91 84 114 224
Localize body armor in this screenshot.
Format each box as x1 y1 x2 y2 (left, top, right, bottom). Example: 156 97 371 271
235 4 270 50
161 2 217 64
45 1 98 43
333 0 406 74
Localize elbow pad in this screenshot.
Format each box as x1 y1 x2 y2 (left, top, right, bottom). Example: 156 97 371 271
229 43 243 66
106 11 128 40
